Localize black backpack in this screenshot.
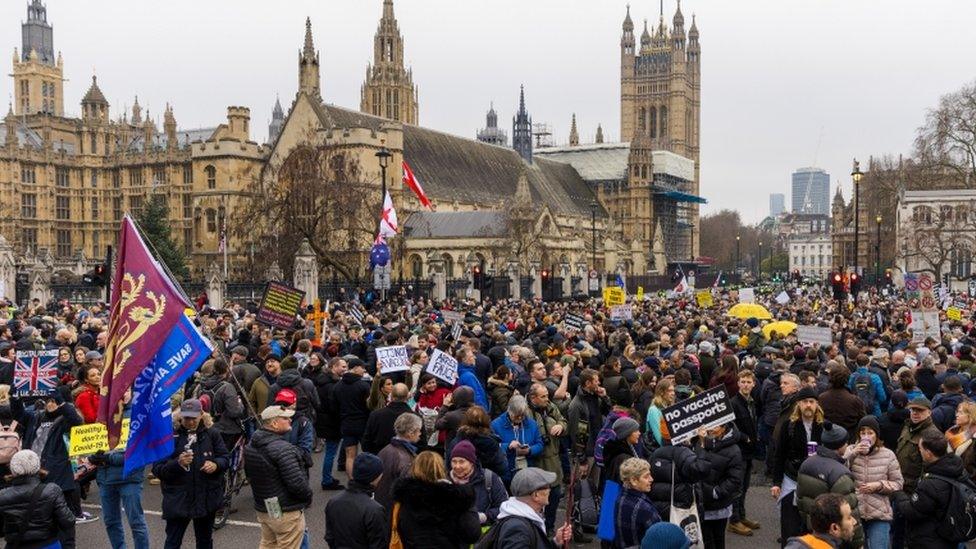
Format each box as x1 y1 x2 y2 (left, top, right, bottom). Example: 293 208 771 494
853 372 877 413
474 515 541 549
927 473 976 543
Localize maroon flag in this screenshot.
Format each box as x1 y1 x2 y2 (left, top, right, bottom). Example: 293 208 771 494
98 215 192 448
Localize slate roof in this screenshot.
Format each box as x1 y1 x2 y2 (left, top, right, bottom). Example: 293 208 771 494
316 102 607 218
124 127 217 152
0 122 44 150
402 210 507 238
534 143 631 182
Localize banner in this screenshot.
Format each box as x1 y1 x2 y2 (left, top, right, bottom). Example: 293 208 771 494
603 286 625 306
376 345 410 373
69 419 131 457
13 349 59 398
775 291 790 305
442 310 464 324
427 348 459 385
661 386 736 445
796 325 832 347
695 290 713 308
948 307 963 321
610 304 633 321
738 288 755 304
910 310 940 343
565 313 586 330
256 281 305 330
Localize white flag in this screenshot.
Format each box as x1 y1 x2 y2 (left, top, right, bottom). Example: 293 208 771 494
379 191 398 238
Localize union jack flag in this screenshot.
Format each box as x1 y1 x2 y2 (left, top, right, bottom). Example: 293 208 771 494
14 350 60 397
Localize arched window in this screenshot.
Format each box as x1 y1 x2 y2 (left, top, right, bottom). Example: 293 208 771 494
206 208 217 233
951 247 973 278
638 108 646 132
410 255 423 278
205 165 216 189
659 106 668 137
442 253 455 278
649 107 657 138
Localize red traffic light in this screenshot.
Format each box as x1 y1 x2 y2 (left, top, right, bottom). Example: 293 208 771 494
833 273 842 283
541 270 549 278
473 266 480 274
850 273 859 281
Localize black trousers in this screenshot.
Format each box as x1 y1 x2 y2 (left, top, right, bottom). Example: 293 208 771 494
702 518 728 549
780 494 805 548
164 513 216 549
732 456 753 522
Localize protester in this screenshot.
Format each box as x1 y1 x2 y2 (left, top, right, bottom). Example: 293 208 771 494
317 357 346 490
728 369 760 536
73 365 101 423
600 416 642 489
446 406 508 481
324 452 388 549
375 412 422 512
700 422 744 549
487 365 515 418
492 395 544 483
449 439 508 526
795 422 864 548
0 450 76 548
525 381 567 533
435 386 475 448
268 360 320 421
249 354 281 416
613 457 661 548
363 383 415 454
644 378 676 448
930 375 966 431
893 433 966 549
492 467 573 547
878 390 909 451
152 399 228 549
784 492 858 549
818 363 866 436
334 356 372 474
648 428 712 521
640 522 690 549
847 415 903 549
771 387 824 547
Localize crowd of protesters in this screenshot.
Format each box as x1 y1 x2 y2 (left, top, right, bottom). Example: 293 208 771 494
0 280 974 549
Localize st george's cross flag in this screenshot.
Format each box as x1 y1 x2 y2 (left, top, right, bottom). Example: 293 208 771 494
379 191 399 238
402 161 432 209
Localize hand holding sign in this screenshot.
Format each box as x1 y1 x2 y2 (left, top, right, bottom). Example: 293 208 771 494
376 345 410 373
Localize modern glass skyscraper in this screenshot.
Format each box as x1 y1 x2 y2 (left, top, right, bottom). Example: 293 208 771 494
792 167 830 215
769 193 785 216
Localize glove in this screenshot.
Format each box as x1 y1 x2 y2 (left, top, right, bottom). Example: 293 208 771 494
88 450 108 467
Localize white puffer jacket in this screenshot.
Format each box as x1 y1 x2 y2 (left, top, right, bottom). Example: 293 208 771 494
848 445 904 520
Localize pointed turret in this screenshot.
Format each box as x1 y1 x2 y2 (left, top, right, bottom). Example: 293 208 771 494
569 114 579 146
623 5 633 32
360 0 418 123
640 19 651 49
5 104 18 147
512 85 533 163
621 5 635 53
131 96 142 125
477 102 507 146
595 124 604 144
164 103 177 150
268 96 285 144
299 17 321 97
672 0 686 49
689 13 699 42
81 75 109 122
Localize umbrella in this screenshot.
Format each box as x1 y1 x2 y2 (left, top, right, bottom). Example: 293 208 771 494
727 303 773 320
763 320 798 338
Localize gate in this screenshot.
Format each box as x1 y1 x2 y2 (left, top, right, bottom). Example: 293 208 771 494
50 283 105 306
484 275 511 301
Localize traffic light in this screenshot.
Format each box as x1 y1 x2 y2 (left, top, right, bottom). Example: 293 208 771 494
885 269 892 284
472 265 483 287
83 263 108 286
850 272 860 296
831 272 846 300
541 269 550 281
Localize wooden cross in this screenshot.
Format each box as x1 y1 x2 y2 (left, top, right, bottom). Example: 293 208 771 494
309 299 330 346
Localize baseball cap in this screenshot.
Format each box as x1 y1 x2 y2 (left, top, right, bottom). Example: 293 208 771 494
274 388 298 407
260 404 295 422
510 467 557 496
180 399 203 419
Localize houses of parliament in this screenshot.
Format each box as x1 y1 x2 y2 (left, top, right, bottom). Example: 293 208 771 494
0 0 703 285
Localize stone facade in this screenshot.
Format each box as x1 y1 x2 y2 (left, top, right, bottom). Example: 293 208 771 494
895 189 976 289
360 0 419 125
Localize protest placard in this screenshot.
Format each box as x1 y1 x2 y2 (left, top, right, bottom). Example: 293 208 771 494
69 419 131 457
910 310 941 343
256 281 305 330
948 307 963 321
376 345 410 373
796 325 832 347
738 288 755 304
610 304 633 321
565 313 586 330
636 286 644 301
442 310 464 324
13 349 60 398
696 290 713 308
603 286 625 306
661 386 735 445
451 322 463 341
775 291 790 305
427 348 459 385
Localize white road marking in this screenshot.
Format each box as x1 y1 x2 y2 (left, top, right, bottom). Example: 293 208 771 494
81 503 262 528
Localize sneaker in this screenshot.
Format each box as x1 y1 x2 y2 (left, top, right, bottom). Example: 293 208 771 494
149 478 160 485
727 522 753 536
321 480 345 491
75 512 100 524
741 518 761 530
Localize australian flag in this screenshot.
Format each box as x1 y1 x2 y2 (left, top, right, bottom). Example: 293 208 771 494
13 350 59 397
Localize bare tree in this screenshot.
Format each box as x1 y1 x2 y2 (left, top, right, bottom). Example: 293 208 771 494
897 200 976 280
233 143 379 281
914 80 976 187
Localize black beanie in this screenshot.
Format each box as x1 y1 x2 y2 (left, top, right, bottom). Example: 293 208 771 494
821 421 848 450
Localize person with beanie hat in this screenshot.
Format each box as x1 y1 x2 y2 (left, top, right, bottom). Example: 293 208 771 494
847 415 903 549
324 452 388 549
0 450 76 549
640 521 690 549
771 385 823 547
600 416 643 491
796 422 865 548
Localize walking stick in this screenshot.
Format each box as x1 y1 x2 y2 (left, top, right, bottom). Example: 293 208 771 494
563 453 579 549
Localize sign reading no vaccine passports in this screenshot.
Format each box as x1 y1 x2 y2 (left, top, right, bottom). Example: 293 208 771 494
661 386 736 444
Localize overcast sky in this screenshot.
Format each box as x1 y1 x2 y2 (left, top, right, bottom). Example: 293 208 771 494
3 0 974 223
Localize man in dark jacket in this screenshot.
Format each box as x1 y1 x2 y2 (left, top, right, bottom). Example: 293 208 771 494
566 368 610 462
267 365 320 422
324 452 388 549
333 358 371 472
196 358 247 452
879 390 909 451
230 345 262 393
893 433 966 549
772 388 824 548
930 375 965 432
795 423 864 548
494 467 572 548
893 396 942 549
152 399 229 549
318 357 346 490
374 412 421 512
818 363 866 436
244 404 313 548
729 370 760 535
0 449 76 549
435 385 474 446
362 383 416 454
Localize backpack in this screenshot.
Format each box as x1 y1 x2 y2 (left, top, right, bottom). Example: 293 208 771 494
196 381 227 418
853 372 877 413
0 421 20 465
594 411 629 467
573 476 600 530
474 515 540 549
927 473 976 543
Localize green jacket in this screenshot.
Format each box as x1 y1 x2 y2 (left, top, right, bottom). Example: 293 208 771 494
796 448 864 549
528 401 567 486
895 416 941 494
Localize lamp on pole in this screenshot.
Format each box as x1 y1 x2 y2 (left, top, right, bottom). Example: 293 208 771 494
589 201 598 269
758 241 763 281
374 145 392 300
875 214 882 288
851 159 863 276
735 234 741 275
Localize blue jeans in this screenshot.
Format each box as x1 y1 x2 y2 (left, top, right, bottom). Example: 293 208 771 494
863 520 890 549
321 439 340 486
99 481 150 549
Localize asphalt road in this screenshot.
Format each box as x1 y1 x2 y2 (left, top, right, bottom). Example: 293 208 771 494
70 452 782 548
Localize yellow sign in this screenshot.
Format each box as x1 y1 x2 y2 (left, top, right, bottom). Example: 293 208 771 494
603 287 625 306
948 307 963 321
636 286 644 301
696 290 713 308
69 419 130 457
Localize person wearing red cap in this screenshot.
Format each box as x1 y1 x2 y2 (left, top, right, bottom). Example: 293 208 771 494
274 388 314 469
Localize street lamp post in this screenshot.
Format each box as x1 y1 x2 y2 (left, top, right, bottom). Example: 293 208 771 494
735 234 740 275
875 214 882 289
851 159 863 277
589 200 597 265
758 241 763 281
375 145 392 301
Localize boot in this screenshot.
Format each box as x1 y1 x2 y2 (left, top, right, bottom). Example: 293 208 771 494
741 518 761 530
727 522 753 536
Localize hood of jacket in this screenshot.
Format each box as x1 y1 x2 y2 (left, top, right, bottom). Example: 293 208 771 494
393 477 475 518
925 452 964 478
200 374 225 391
341 372 364 385
277 368 302 388
497 497 546 530
933 392 965 408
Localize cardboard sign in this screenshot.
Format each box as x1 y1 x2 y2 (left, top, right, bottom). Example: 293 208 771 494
636 286 644 301
442 310 464 324
610 304 633 321
695 290 713 308
796 325 832 347
565 313 586 331
775 291 790 305
603 286 625 306
13 349 60 398
661 386 736 445
948 307 963 321
256 281 306 330
427 348 459 385
910 310 941 343
69 419 131 457
738 288 755 304
451 322 463 341
376 345 410 373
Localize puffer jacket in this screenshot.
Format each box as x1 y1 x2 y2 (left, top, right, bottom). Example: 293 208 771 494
151 418 229 520
648 444 711 520
796 446 864 548
848 445 903 520
392 477 481 549
243 428 313 513
701 427 744 511
0 476 76 549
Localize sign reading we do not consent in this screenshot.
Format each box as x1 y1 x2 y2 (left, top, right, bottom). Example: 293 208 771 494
256 281 306 330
